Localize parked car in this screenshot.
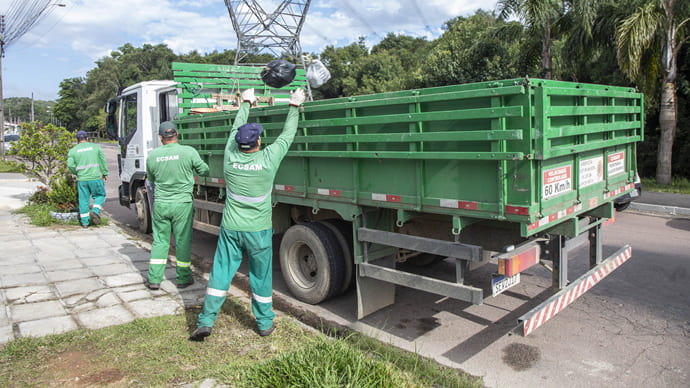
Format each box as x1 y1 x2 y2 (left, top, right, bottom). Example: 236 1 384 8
614 173 642 211
3 134 20 152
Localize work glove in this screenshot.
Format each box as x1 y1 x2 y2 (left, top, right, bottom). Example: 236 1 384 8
289 88 306 107
242 88 257 104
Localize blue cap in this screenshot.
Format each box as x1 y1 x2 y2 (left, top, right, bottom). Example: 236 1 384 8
235 123 263 150
76 130 88 139
159 121 178 137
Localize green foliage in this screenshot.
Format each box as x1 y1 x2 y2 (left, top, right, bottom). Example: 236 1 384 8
46 175 78 211
2 97 57 124
9 122 74 183
54 77 87 132
28 185 50 204
243 335 406 387
641 176 690 194
0 159 23 173
16 203 63 227
416 11 528 87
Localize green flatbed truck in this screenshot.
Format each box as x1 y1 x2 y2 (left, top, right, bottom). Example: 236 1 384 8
107 64 642 336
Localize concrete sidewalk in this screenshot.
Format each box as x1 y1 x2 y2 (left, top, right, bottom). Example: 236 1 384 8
0 173 207 345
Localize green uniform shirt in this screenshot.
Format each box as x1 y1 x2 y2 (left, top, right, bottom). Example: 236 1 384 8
222 102 300 232
67 142 108 181
146 143 210 203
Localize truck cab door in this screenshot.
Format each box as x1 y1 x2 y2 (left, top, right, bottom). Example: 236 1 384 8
117 91 144 186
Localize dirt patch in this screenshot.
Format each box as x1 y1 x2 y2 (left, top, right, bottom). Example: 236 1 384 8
501 342 540 371
41 350 128 387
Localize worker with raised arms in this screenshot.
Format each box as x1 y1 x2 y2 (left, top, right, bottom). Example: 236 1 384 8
190 87 305 341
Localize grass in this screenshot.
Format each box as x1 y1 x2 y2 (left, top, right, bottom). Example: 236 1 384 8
0 159 23 173
16 203 110 228
0 299 482 387
641 177 690 194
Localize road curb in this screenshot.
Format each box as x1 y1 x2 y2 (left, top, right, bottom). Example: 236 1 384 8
629 202 690 216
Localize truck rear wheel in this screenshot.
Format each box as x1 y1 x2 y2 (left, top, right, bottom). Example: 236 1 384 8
318 220 353 295
279 223 345 304
135 186 152 234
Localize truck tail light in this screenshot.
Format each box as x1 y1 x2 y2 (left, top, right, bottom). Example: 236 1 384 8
498 244 540 277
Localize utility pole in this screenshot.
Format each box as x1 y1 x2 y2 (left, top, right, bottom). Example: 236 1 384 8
1 15 5 159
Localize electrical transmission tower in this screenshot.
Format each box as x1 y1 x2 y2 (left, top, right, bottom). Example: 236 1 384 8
225 0 311 64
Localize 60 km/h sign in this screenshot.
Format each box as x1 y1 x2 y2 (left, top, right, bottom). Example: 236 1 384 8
543 165 572 200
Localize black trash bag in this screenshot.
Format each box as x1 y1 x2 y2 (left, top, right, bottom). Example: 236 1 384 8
261 60 297 88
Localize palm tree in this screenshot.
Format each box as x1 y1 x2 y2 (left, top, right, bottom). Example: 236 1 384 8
496 0 599 79
616 0 689 184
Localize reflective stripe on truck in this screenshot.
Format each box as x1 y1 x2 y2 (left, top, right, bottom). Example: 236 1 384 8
518 245 632 336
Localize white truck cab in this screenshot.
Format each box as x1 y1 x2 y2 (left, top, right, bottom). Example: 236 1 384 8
105 80 179 233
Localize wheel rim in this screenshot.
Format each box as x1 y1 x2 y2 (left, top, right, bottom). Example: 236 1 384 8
135 192 146 225
287 240 319 289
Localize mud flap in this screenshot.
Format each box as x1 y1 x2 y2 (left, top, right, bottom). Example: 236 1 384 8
356 255 396 319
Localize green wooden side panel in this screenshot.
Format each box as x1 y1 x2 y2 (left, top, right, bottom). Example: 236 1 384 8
176 78 643 237
172 62 307 116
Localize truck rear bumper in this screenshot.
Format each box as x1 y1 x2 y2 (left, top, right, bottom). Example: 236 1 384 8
517 245 632 336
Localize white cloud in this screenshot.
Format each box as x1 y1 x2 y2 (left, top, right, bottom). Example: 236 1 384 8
1 0 497 99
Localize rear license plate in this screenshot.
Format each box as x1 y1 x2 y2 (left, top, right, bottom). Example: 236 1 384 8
492 273 520 297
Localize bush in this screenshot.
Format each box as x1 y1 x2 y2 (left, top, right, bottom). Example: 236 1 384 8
47 175 78 211
29 186 50 205
10 122 74 183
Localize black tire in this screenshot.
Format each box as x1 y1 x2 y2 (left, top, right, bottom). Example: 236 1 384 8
135 186 152 234
614 202 631 212
318 220 353 295
279 222 345 304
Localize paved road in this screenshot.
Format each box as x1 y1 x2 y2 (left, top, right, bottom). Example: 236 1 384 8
101 145 690 388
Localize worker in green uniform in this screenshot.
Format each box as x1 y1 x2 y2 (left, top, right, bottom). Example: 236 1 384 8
190 87 305 341
67 130 108 228
144 122 210 290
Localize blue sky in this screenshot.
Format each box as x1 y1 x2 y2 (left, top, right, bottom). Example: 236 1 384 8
1 0 495 101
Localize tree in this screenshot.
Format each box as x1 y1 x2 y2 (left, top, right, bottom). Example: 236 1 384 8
416 11 527 87
9 122 74 183
615 0 690 184
497 0 599 79
316 38 369 99
54 78 86 131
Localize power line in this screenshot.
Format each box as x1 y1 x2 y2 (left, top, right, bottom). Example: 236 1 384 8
2 0 65 54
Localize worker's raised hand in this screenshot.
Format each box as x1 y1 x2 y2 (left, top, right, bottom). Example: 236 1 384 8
289 88 306 107
242 88 257 104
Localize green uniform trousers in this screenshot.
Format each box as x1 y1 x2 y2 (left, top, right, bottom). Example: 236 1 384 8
147 201 194 284
77 179 106 226
197 226 275 331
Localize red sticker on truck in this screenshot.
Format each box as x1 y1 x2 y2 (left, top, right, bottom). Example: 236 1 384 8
607 152 625 177
542 165 572 200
